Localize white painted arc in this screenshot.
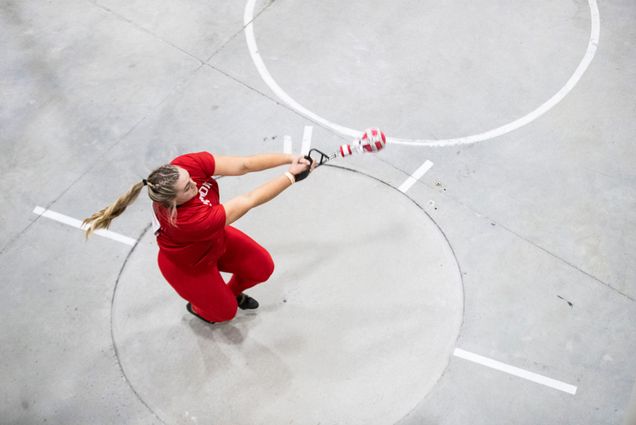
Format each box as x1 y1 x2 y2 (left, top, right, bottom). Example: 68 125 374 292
453 348 578 395
244 0 358 139
244 0 600 147
33 206 137 246
392 0 600 147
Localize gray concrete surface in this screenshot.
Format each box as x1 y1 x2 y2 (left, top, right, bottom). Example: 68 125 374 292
626 380 636 425
1 0 635 424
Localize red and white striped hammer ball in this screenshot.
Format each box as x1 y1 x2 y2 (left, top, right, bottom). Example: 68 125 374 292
339 128 387 157
301 128 387 176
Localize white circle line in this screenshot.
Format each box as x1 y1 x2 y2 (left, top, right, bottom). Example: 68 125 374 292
244 0 600 147
243 0 359 138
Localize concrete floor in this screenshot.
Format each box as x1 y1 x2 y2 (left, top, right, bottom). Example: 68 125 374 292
1 0 635 424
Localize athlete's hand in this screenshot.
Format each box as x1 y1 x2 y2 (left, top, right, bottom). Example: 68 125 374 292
288 156 312 181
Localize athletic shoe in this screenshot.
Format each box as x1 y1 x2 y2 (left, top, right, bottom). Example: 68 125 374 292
186 302 215 324
236 293 259 310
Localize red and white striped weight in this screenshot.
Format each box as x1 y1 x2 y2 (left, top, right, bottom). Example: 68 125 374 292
338 128 387 157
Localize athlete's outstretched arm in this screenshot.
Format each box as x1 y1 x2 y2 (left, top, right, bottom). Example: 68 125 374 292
215 154 294 176
222 156 309 225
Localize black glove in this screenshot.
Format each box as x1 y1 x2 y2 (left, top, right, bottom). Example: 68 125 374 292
294 155 314 182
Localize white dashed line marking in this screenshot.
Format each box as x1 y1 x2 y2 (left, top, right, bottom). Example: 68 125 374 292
454 348 578 395
33 206 136 246
398 160 434 193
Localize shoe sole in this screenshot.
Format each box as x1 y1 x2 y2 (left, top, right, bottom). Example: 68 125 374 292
186 303 216 324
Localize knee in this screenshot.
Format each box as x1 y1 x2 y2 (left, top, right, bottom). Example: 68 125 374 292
215 302 238 323
257 253 275 282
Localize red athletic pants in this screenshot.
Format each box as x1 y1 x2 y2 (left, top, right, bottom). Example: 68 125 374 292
158 226 274 322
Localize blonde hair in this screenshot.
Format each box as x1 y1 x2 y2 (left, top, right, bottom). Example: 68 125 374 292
83 164 180 238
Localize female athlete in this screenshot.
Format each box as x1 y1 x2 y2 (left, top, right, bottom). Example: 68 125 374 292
83 151 313 324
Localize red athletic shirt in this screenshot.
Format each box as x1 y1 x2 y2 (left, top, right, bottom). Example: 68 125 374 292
154 152 227 268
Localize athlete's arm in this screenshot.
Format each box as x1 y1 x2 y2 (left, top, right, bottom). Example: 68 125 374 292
214 154 294 176
222 157 309 225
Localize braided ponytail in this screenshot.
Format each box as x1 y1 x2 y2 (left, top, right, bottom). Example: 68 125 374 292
83 164 181 238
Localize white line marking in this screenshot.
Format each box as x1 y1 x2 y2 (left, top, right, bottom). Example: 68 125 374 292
244 0 599 147
301 125 313 155
283 135 292 154
243 0 358 139
454 348 578 395
33 206 137 246
398 160 434 193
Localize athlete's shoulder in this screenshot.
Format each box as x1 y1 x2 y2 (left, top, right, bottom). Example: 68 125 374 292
171 152 215 176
